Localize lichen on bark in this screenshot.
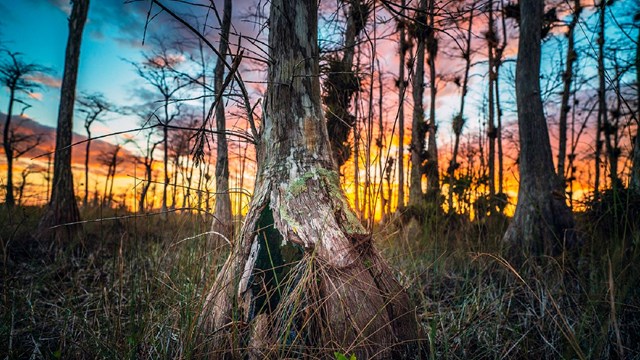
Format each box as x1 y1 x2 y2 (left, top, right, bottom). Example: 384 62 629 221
200 0 422 357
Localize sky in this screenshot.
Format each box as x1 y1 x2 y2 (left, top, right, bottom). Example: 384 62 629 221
0 0 637 216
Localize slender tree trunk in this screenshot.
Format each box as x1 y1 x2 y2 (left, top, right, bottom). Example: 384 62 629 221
139 164 151 212
632 125 640 191
610 56 623 190
596 0 619 191
325 0 368 169
425 0 439 200
557 0 581 182
83 127 91 207
17 169 29 206
162 100 169 215
487 0 497 210
184 156 194 209
354 77 362 217
210 0 234 246
397 0 407 210
202 1 420 357
377 62 385 222
495 73 504 196
197 40 208 213
46 153 52 200
102 163 110 207
3 89 15 207
108 146 120 208
409 0 428 207
631 26 640 192
448 2 475 214
365 20 376 223
171 155 179 209
495 0 508 199
503 0 576 255
594 0 606 195
38 0 87 240
139 138 157 213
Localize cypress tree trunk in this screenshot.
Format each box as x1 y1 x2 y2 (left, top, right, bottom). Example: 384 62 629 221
409 0 427 207
594 0 606 195
3 88 16 208
83 126 91 207
503 0 576 255
210 0 233 246
425 0 439 199
487 0 497 210
632 124 640 191
202 1 421 357
397 0 407 210
324 0 368 169
496 1 508 200
557 0 581 182
448 1 475 214
631 25 640 192
38 0 88 240
161 101 169 215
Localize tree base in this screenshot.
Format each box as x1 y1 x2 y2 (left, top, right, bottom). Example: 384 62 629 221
200 172 423 359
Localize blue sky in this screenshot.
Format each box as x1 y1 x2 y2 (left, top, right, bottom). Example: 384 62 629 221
0 0 637 157
1 1 142 132
0 0 269 143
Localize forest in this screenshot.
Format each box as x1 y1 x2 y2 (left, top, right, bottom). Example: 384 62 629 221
1 0 639 358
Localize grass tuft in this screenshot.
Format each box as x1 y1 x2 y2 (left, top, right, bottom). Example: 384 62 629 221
1 203 639 358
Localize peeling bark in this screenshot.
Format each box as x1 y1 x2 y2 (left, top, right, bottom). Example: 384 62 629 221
202 1 421 357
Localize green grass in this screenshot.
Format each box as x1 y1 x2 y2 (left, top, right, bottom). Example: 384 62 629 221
1 204 639 359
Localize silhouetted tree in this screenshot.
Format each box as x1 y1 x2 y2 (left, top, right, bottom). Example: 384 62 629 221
39 0 89 240
131 40 190 216
210 0 234 246
425 0 440 199
632 18 640 192
97 144 122 208
409 0 428 207
447 0 476 213
557 0 582 183
396 0 408 210
594 0 606 194
76 92 111 207
0 51 49 207
503 0 576 255
324 0 370 169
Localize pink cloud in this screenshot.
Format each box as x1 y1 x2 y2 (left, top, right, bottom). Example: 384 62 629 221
24 73 62 88
146 53 186 68
27 92 43 101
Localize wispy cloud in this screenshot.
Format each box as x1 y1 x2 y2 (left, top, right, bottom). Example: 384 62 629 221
25 73 62 88
32 0 70 14
27 92 43 101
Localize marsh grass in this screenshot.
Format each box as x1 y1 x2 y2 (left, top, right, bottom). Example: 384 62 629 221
1 202 638 359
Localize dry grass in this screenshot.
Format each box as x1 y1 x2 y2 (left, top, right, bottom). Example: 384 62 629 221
1 204 639 359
